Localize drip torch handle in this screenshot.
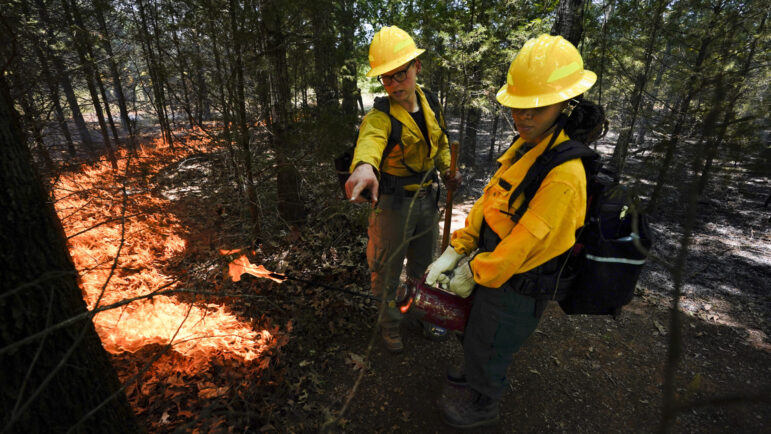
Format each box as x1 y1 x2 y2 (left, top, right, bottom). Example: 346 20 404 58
441 141 460 251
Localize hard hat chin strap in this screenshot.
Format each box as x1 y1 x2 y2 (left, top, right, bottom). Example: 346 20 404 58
562 98 580 118
544 112 570 154
543 97 580 152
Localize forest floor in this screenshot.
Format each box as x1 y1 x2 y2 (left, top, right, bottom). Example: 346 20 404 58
261 137 770 433
53 122 770 432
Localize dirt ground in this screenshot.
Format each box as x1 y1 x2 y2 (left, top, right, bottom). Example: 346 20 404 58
286 208 770 433
312 299 769 433
134 127 770 432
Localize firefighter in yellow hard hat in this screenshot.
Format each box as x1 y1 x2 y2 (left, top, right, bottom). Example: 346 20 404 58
425 34 607 428
345 26 461 352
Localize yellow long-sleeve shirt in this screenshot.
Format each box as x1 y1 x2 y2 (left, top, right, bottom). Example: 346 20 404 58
451 131 587 288
349 86 450 183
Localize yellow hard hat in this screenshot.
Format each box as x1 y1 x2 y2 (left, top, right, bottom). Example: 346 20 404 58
366 26 425 78
496 34 597 108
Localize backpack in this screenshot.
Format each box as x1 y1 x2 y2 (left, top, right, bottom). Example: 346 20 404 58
503 139 653 317
334 89 447 199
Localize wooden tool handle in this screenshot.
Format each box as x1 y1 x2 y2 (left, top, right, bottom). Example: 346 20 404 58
441 141 460 251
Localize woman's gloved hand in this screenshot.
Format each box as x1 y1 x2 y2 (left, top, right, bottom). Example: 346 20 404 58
425 246 464 286
448 260 475 298
442 170 463 191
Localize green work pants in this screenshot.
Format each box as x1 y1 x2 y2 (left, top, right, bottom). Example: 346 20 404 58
367 188 438 329
463 282 544 400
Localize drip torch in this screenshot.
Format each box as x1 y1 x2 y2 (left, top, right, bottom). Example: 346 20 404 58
396 276 472 333
226 253 472 332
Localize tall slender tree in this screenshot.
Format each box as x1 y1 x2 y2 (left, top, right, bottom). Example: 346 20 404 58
93 0 133 137
228 0 261 236
648 3 722 212
60 0 118 168
261 0 304 225
610 0 668 173
135 0 174 147
33 0 97 157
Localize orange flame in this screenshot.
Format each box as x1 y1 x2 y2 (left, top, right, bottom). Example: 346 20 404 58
223 252 286 283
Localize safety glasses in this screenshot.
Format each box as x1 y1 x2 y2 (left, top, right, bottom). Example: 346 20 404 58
377 60 415 86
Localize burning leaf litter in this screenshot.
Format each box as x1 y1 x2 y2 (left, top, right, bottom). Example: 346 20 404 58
52 133 289 431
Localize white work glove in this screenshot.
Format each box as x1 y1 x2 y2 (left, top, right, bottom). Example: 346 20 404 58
448 260 475 298
425 246 465 286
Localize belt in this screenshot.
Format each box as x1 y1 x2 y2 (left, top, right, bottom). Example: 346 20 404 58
381 185 432 198
404 188 430 198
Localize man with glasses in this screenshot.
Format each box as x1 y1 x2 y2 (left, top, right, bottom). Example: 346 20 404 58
346 26 460 353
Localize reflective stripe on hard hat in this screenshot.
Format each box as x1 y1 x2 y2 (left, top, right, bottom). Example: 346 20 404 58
367 26 425 78
393 38 413 53
496 34 597 108
548 62 581 83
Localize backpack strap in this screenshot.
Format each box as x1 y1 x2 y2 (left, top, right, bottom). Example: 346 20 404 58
421 88 450 141
503 139 599 223
372 96 402 170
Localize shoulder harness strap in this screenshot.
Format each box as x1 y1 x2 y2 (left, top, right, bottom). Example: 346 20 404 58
372 96 402 170
421 88 449 141
504 139 599 223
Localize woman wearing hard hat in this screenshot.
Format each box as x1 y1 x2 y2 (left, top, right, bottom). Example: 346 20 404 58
345 26 460 353
425 34 607 427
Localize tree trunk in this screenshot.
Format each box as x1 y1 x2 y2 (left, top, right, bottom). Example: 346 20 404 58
339 0 358 120
229 0 261 236
611 0 667 173
0 66 139 434
633 40 671 152
458 99 468 164
169 9 196 129
34 0 96 157
13 80 56 174
551 0 585 46
596 0 614 106
61 0 118 169
309 2 339 111
648 9 719 213
21 0 76 157
697 11 766 197
148 0 175 145
262 0 304 226
11 84 56 176
463 106 480 165
94 0 133 138
488 109 499 161
95 65 121 144
204 0 242 200
192 37 210 124
136 0 174 148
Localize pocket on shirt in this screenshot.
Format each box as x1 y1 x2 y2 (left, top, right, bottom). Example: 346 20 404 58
518 210 552 240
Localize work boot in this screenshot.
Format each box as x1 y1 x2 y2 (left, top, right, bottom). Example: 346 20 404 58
438 365 468 416
440 388 499 429
446 364 467 386
380 325 403 353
